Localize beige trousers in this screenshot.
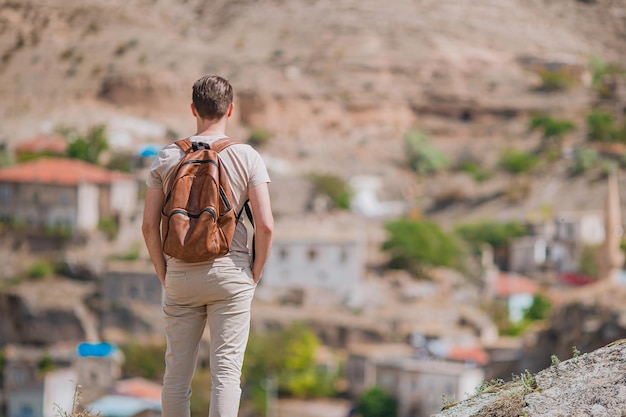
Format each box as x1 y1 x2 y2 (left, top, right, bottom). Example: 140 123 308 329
161 260 256 417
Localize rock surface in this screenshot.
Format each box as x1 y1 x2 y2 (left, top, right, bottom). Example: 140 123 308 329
432 340 626 417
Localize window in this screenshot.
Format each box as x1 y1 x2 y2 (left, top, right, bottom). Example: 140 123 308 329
280 248 289 260
307 248 318 261
0 185 10 202
340 248 349 263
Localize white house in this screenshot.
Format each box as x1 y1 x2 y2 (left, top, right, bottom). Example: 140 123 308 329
257 219 366 306
0 158 137 233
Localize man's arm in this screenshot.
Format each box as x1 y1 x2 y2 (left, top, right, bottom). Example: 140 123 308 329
142 187 167 285
248 182 274 283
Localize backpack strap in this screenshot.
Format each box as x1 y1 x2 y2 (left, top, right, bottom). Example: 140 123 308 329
174 138 194 153
209 137 237 153
237 200 256 262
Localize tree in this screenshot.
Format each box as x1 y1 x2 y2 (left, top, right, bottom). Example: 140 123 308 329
67 124 110 164
243 323 337 414
358 387 398 417
310 173 353 210
382 218 463 278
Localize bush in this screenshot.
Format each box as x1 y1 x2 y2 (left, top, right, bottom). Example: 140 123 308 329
458 161 492 183
586 110 626 143
310 173 353 210
98 217 119 240
530 114 575 138
455 220 529 253
571 146 600 175
499 149 540 174
382 218 463 277
358 387 399 417
120 342 166 380
27 261 54 279
243 323 338 413
66 124 110 164
405 130 450 175
589 56 625 98
535 68 577 92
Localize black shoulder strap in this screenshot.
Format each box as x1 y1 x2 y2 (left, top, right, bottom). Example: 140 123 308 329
237 200 255 262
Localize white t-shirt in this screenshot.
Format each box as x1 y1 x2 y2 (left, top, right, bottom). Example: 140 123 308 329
146 135 271 266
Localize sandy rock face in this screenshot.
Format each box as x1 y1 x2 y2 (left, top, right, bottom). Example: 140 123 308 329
433 340 626 417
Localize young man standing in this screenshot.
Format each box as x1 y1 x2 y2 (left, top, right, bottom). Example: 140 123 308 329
142 75 274 417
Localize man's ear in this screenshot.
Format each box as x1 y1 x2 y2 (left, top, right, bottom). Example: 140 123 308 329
191 102 198 117
226 102 234 118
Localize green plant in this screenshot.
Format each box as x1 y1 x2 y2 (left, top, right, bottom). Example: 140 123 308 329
571 147 600 175
120 342 166 380
383 218 463 277
243 323 337 413
66 124 110 164
550 354 561 367
98 217 118 240
589 56 625 98
247 128 272 148
531 115 576 138
455 220 528 254
535 68 577 92
459 161 492 183
586 110 626 143
572 346 581 358
405 130 450 175
309 173 353 210
27 261 53 279
578 245 601 278
499 149 540 174
523 294 552 321
358 387 399 417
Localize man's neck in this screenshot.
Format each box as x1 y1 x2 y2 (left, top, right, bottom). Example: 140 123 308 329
195 117 228 137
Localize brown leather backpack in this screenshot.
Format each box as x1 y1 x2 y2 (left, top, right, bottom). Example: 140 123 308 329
161 137 238 262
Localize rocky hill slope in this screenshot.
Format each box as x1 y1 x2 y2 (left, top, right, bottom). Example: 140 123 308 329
433 338 626 417
2 0 626 222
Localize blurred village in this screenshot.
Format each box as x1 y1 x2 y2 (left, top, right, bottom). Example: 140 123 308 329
1 120 626 417
2 1 626 417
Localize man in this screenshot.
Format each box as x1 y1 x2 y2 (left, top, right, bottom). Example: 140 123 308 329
142 75 274 417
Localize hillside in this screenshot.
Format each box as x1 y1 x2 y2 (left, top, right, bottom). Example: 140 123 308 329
2 0 626 220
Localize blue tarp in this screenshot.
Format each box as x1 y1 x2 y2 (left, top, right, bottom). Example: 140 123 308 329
77 342 118 357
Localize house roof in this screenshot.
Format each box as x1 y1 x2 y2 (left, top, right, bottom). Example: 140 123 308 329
114 377 162 401
496 273 539 297
14 134 68 155
0 157 132 186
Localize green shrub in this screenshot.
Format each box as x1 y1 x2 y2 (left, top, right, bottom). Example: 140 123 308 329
405 130 450 175
120 342 166 380
382 218 463 277
243 323 338 413
499 149 540 174
536 68 577 92
589 56 625 98
358 387 399 417
530 114 575 138
455 220 529 253
578 245 601 278
27 261 54 279
98 217 119 240
586 110 626 143
571 146 600 175
247 128 272 148
310 173 353 210
459 161 492 183
523 294 552 321
66 124 110 164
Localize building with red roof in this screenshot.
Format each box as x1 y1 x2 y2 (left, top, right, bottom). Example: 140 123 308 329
0 158 137 232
